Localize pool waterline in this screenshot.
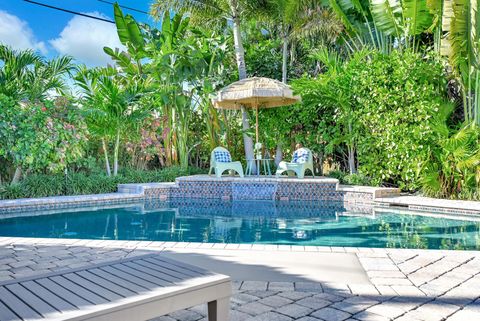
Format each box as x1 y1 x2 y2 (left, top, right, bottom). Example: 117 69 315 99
0 199 479 251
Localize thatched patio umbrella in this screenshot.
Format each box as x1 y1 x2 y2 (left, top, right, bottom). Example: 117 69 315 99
213 77 301 143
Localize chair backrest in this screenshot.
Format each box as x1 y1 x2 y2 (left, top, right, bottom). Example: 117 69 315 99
211 147 232 165
291 148 312 164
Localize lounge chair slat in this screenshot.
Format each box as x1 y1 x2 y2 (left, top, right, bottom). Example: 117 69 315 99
75 270 137 297
35 278 91 308
148 256 208 273
88 268 148 293
21 280 76 312
0 299 20 321
49 276 108 304
125 261 186 282
63 272 124 301
0 254 231 321
144 256 204 277
0 287 41 320
6 283 58 316
110 263 172 287
99 266 158 290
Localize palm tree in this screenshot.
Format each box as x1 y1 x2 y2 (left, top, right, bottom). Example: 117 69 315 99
150 0 260 166
0 45 41 101
421 103 480 198
259 0 343 83
0 45 74 102
76 67 146 176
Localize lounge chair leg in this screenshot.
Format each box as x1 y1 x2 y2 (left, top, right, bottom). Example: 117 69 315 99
208 297 229 321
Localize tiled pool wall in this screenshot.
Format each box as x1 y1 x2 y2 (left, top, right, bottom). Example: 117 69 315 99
144 178 344 201
0 178 376 215
0 194 144 215
143 197 350 218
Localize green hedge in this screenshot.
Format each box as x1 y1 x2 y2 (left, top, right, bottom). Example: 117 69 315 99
328 170 373 186
0 166 205 200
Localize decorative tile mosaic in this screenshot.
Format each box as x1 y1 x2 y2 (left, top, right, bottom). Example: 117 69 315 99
0 195 142 215
143 198 345 218
144 179 343 202
232 183 278 200
342 192 374 203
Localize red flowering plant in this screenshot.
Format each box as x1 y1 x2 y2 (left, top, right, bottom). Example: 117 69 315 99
0 94 88 175
125 116 166 169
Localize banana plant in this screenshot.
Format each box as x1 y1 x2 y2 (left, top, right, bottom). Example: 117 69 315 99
329 0 435 52
447 0 480 124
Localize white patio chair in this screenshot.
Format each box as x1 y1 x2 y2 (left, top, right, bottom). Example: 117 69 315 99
208 147 244 178
275 147 314 179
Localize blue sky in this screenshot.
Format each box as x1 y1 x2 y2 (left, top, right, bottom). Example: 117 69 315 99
0 0 157 66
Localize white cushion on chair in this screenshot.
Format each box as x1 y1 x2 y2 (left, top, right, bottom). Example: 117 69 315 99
214 150 232 163
292 148 309 163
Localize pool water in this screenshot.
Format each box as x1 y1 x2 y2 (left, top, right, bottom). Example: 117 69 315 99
1 199 479 250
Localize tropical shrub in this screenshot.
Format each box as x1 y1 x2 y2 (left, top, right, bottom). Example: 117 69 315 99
0 95 87 179
421 105 480 199
0 167 206 199
292 49 448 189
351 50 449 190
327 170 373 186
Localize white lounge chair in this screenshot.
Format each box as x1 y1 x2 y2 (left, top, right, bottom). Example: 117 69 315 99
276 147 314 179
209 147 244 178
0 254 231 321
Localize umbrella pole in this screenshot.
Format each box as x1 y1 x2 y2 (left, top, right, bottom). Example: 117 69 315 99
255 105 259 144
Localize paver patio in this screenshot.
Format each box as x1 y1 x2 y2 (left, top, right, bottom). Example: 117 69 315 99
0 237 478 321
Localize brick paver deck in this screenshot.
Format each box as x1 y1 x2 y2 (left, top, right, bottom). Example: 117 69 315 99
0 237 478 321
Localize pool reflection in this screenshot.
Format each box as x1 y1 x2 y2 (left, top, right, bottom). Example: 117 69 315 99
0 199 479 250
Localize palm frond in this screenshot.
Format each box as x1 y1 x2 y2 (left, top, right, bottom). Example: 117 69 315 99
402 0 434 35
370 0 403 37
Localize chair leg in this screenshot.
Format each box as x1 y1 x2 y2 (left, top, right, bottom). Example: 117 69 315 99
208 298 230 321
297 169 304 179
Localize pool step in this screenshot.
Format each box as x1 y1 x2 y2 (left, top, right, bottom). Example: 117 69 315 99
118 182 178 194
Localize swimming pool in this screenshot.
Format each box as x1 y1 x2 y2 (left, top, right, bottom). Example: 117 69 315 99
1 199 479 250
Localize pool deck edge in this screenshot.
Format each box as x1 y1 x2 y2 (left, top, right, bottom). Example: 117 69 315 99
0 237 479 320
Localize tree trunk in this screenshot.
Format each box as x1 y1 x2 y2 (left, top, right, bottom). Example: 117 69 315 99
11 166 22 184
347 121 356 174
277 34 289 165
102 138 111 177
348 145 356 175
230 4 255 171
282 35 288 83
231 11 247 79
113 129 120 176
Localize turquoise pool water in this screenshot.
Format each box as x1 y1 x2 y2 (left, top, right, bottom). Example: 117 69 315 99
1 200 479 250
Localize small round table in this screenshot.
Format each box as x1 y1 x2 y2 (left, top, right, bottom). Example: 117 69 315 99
246 158 273 176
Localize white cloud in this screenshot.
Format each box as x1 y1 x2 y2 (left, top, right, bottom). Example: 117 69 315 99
50 12 124 67
0 11 47 54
